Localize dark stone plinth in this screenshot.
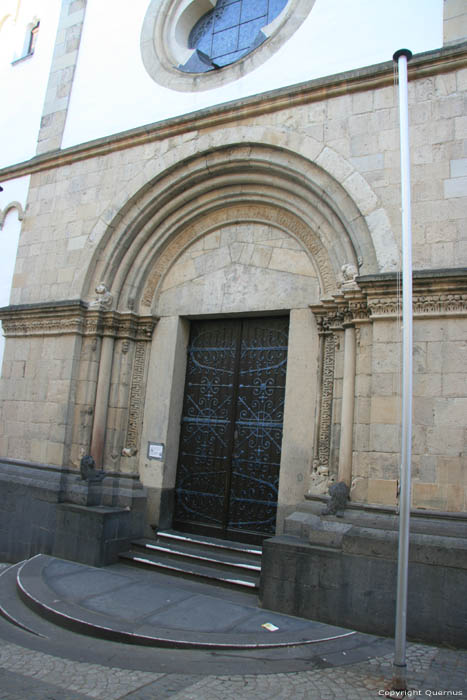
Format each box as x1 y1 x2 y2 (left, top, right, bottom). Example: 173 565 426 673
66 478 104 507
0 459 61 562
52 503 140 567
260 508 467 649
0 459 147 565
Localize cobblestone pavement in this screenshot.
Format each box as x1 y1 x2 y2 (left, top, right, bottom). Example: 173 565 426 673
0 564 465 699
0 636 465 699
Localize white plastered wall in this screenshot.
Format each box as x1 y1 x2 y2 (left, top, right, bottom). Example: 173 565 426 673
61 0 443 148
0 0 61 169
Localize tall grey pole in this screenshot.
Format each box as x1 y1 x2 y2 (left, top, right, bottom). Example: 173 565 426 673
392 47 413 692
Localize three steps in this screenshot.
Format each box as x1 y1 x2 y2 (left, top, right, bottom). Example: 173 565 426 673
119 529 262 590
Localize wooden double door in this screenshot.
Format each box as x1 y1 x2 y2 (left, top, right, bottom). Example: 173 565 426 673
173 316 289 542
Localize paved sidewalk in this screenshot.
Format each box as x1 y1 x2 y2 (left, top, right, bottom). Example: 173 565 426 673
0 636 465 699
0 562 466 699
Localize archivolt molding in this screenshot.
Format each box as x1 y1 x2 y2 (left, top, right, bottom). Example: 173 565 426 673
87 129 391 278
84 141 382 313
0 201 24 229
140 203 335 307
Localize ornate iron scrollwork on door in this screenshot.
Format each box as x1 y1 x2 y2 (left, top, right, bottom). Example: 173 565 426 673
228 319 288 534
174 317 289 538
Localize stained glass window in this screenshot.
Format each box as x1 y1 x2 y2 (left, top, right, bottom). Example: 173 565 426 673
180 0 288 72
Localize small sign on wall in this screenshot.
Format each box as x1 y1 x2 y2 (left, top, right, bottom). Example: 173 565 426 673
148 442 164 460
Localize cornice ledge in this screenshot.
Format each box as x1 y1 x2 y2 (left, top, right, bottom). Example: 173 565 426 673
0 43 466 183
311 268 467 322
358 268 467 296
0 300 158 339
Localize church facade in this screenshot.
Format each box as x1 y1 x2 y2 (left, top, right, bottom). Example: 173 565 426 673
0 0 466 644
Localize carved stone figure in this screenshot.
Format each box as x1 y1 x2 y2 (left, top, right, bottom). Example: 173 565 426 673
308 460 334 496
121 447 137 457
80 454 105 482
89 284 113 310
340 263 359 290
321 480 350 517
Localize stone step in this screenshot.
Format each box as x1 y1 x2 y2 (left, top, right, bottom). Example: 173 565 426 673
119 549 260 590
119 529 262 591
156 530 262 562
131 538 261 573
0 562 50 639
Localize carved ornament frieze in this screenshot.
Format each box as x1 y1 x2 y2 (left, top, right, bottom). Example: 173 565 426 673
0 301 157 341
312 271 467 326
368 293 467 318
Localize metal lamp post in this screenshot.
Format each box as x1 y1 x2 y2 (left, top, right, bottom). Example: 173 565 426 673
392 47 413 691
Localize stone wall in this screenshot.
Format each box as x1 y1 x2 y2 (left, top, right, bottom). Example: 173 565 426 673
0 457 147 564
261 525 467 648
7 52 466 308
0 45 466 521
444 0 467 46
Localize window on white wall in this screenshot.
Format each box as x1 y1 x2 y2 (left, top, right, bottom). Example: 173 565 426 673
12 18 40 63
26 20 40 55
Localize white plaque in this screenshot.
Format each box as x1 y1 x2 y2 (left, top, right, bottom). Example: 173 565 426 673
148 442 164 460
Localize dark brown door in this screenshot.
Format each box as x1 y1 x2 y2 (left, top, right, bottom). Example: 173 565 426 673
173 316 289 541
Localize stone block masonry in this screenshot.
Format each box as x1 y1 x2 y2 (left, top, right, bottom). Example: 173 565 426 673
0 459 147 564
261 504 467 648
36 0 88 155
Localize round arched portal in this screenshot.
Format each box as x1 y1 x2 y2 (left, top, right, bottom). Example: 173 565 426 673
82 143 376 538
85 143 377 312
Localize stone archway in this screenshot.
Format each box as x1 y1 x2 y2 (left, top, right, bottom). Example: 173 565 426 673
78 143 377 530
83 143 378 313
137 223 326 533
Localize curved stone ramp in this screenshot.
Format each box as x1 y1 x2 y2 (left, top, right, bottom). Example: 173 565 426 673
0 562 48 638
17 554 357 650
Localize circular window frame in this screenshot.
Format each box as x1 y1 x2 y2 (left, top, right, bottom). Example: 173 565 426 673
141 0 316 92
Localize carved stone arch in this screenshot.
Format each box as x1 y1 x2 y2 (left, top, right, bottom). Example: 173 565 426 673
140 203 334 311
0 201 24 230
84 143 378 313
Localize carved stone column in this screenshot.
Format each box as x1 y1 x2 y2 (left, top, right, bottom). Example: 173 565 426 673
90 334 115 469
338 321 356 486
86 283 157 470
308 305 339 496
88 286 115 469
310 283 367 495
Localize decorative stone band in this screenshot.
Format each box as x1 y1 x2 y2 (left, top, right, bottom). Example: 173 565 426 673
360 268 467 320
312 268 467 328
125 341 150 451
317 332 335 469
0 300 158 341
368 293 467 318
